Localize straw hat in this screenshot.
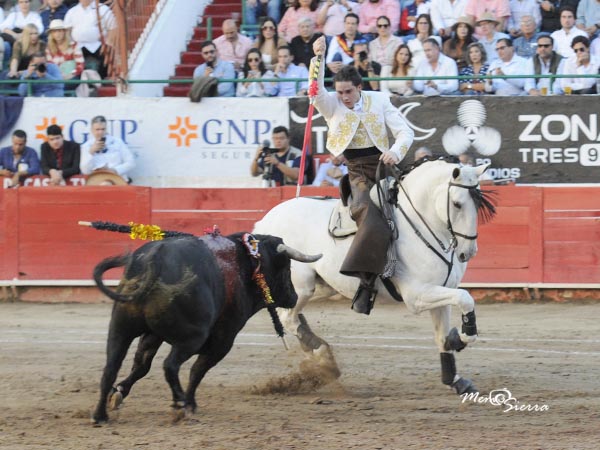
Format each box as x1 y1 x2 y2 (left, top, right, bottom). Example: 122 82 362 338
48 19 68 31
86 170 129 186
476 12 500 25
453 16 474 31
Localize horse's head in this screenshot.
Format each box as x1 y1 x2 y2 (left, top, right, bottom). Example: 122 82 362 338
442 163 495 262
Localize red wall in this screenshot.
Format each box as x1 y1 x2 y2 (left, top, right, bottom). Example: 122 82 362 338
0 185 599 284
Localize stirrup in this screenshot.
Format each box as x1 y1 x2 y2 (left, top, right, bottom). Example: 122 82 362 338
351 283 378 315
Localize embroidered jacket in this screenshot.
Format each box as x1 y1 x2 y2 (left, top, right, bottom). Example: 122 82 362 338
309 57 414 159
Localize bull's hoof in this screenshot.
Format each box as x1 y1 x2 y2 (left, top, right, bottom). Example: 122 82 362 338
444 327 467 352
91 413 108 425
109 390 123 411
452 377 478 395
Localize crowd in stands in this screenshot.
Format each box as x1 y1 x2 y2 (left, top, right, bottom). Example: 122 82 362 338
0 0 114 96
199 0 600 97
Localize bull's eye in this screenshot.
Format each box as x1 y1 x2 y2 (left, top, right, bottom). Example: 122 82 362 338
453 201 462 210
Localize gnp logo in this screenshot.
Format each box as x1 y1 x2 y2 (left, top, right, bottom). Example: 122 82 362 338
35 117 138 143
168 116 198 147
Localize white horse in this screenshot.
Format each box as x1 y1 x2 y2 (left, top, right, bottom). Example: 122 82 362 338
254 158 495 394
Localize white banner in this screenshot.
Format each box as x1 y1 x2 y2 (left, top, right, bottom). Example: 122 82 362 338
0 97 290 187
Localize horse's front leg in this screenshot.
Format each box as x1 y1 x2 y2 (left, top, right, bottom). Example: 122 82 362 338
430 306 477 395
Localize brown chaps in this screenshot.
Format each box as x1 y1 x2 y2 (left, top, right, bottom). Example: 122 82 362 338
339 154 392 279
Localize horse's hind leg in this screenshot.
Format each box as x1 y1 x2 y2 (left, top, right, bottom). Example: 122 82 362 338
430 306 477 395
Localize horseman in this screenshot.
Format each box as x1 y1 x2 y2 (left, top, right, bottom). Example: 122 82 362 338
310 36 414 315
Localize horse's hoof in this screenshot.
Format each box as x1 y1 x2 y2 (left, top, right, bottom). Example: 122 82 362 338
444 327 467 352
171 405 187 423
452 377 478 395
91 414 108 425
109 390 123 411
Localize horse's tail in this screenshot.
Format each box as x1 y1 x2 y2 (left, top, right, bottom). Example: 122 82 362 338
93 246 160 303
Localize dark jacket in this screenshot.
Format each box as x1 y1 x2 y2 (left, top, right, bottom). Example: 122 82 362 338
40 139 81 178
540 0 580 33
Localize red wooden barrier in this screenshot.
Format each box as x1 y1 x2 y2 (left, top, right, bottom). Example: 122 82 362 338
1 185 599 285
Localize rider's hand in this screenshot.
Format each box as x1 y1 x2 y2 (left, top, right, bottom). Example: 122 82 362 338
380 150 399 165
313 36 326 57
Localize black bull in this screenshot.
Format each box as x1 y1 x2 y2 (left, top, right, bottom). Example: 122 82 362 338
91 233 321 424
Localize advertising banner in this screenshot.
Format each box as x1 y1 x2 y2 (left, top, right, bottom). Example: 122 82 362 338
289 96 600 184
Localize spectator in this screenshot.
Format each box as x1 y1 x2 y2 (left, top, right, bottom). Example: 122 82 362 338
352 40 380 90
357 0 400 38
0 0 44 46
289 17 322 68
272 44 309 96
368 15 403 69
250 125 311 186
245 0 282 33
7 23 46 78
459 42 489 94
317 0 361 37
512 15 539 58
380 44 416 97
312 154 347 187
40 0 68 41
278 0 321 42
413 36 459 95
414 146 433 161
525 34 565 95
64 0 116 79
18 52 63 96
236 48 276 97
213 19 253 71
465 0 511 32
559 35 599 93
550 6 587 58
193 41 236 97
45 19 84 92
575 0 600 39
507 0 542 37
442 15 476 71
591 33 600 57
325 13 362 75
252 16 287 69
40 124 80 185
80 115 135 184
476 12 510 63
430 0 467 38
400 0 431 36
540 0 581 33
485 38 528 94
0 129 40 188
406 14 434 68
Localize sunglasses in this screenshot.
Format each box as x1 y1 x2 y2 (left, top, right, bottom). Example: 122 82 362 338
247 57 260 62
537 44 551 48
377 23 390 28
202 49 215 55
262 25 275 30
573 47 587 53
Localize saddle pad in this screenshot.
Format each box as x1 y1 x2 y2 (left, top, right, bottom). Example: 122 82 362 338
328 200 357 238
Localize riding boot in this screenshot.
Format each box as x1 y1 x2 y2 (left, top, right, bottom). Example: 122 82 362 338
351 273 378 315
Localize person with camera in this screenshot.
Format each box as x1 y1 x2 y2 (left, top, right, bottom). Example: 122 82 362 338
80 115 135 185
250 126 312 187
192 40 235 97
17 52 64 97
352 40 381 90
310 35 414 315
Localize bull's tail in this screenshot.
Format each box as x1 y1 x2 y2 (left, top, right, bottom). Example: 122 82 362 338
93 247 160 303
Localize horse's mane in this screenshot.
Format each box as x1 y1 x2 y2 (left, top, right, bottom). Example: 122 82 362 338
397 156 497 224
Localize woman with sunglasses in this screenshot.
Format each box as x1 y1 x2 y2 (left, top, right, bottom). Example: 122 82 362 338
252 17 286 69
368 15 403 69
406 13 433 68
278 0 321 42
380 44 415 97
237 48 276 97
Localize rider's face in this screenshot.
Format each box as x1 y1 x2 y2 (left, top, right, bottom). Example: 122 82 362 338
335 81 361 109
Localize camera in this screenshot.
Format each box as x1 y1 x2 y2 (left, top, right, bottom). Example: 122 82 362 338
206 60 214 68
36 63 47 73
358 51 369 62
260 147 278 158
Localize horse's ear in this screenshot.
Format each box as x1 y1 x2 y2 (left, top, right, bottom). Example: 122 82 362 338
475 163 491 177
452 167 460 179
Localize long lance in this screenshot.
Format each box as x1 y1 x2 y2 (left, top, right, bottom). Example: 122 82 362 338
296 54 322 199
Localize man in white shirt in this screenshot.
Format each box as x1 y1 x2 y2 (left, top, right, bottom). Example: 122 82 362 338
312 154 348 187
507 0 542 37
413 37 459 95
64 0 116 78
485 38 529 95
80 115 135 184
524 34 565 95
326 13 361 74
550 6 588 59
430 0 467 38
559 35 600 94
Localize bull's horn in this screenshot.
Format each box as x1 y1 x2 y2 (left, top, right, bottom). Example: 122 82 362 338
276 244 322 263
